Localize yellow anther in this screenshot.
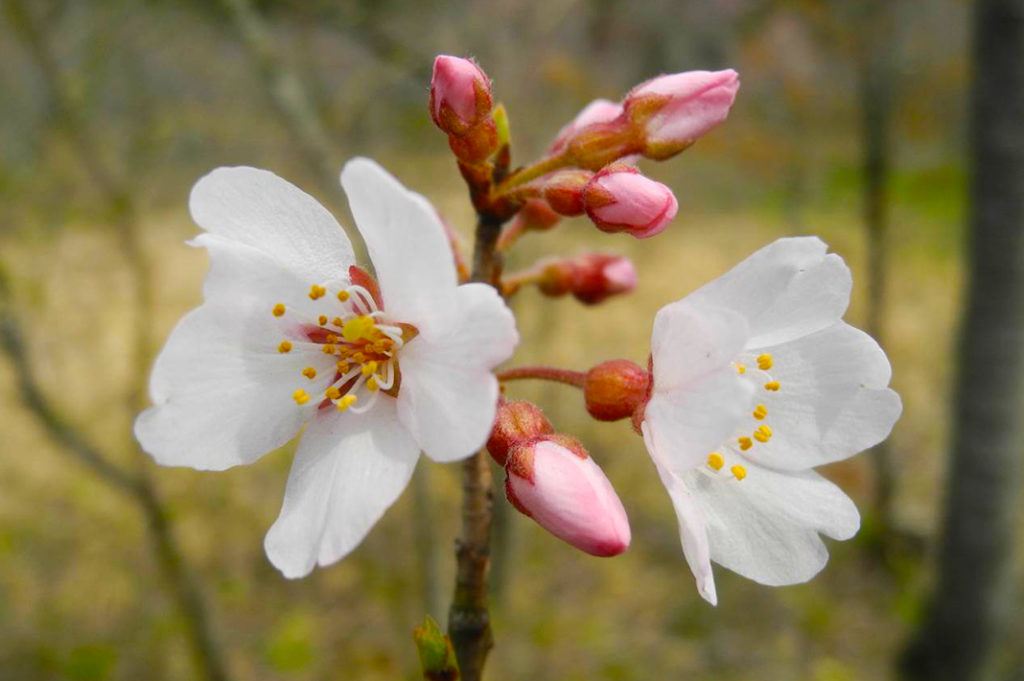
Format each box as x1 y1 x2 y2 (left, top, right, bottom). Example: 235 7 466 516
731 465 747 481
301 367 317 380
325 386 342 400
336 394 358 411
308 284 327 300
757 353 773 370
738 437 753 451
337 361 351 374
735 363 746 375
272 303 286 317
753 427 773 443
318 315 328 326
333 317 344 327
757 424 773 437
764 381 781 392
342 315 376 343
351 352 366 364
337 290 350 302
707 452 724 471
326 334 340 344
366 377 379 392
361 361 378 377
278 340 292 353
753 404 768 420
322 344 336 355
292 389 309 405
336 346 352 358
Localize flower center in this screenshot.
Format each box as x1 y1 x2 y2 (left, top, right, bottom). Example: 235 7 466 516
703 352 783 481
271 279 417 415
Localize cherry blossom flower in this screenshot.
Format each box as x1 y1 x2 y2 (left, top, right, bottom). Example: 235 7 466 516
638 237 901 604
135 158 518 577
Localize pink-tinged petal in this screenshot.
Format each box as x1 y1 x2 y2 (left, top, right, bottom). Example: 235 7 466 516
340 158 459 339
584 166 678 239
650 299 749 391
397 283 518 462
686 237 852 348
264 399 419 578
683 460 860 587
189 167 355 283
642 367 753 478
135 301 336 471
741 322 903 471
650 458 716 605
550 98 624 153
506 438 630 557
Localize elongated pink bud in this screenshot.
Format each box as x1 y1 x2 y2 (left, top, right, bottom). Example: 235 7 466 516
583 165 678 238
430 56 493 137
505 436 631 557
550 98 624 154
624 69 739 160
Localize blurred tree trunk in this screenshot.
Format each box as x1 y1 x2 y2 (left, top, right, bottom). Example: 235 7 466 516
857 0 898 538
901 1 1024 679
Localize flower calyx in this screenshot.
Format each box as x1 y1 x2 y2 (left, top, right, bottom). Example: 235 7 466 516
486 399 554 466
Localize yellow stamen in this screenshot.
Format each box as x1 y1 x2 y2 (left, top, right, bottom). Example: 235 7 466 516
337 361 351 374
308 284 327 300
336 394 357 411
351 352 366 364
757 353 773 370
753 404 768 420
707 452 724 471
757 424 772 437
292 389 309 405
318 315 328 326
342 315 375 343
361 361 378 377
326 334 340 344
333 317 344 327
278 341 292 353
366 377 379 391
322 344 336 355
764 381 781 392
753 425 773 443
272 303 286 317
301 367 317 380
738 437 753 451
731 465 747 481
325 386 342 400
735 363 746 374
337 290 350 302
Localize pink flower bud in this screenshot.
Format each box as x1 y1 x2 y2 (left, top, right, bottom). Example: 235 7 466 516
568 253 637 305
583 359 651 421
624 69 739 159
583 165 678 239
542 169 593 216
550 98 624 154
429 56 493 137
505 436 630 557
487 399 554 466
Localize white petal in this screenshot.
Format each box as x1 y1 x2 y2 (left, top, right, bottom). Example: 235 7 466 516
396 283 518 462
684 461 860 586
741 322 903 470
340 158 458 339
264 399 419 578
651 299 749 391
135 301 336 471
643 367 755 473
650 456 717 605
687 237 852 348
189 167 355 282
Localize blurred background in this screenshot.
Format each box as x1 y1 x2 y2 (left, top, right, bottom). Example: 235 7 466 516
1 0 1021 680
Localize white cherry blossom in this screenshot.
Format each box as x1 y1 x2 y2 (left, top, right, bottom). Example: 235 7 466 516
639 237 901 605
135 158 518 577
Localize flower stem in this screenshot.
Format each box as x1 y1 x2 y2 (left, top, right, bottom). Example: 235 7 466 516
447 213 506 681
497 365 588 388
492 151 571 195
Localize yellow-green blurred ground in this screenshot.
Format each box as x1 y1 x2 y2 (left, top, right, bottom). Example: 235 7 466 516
0 151 978 680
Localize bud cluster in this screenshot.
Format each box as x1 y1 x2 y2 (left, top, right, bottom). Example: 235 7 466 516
487 400 630 557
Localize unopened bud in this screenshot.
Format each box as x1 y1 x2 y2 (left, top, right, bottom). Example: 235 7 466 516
584 359 650 421
542 169 593 216
505 435 630 557
487 399 553 466
623 69 739 160
583 165 678 239
430 55 493 137
447 117 500 164
567 253 637 305
550 98 624 154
